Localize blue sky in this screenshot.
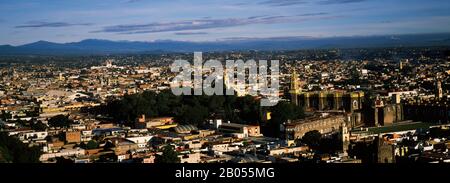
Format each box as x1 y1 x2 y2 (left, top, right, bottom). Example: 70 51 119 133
1 0 449 45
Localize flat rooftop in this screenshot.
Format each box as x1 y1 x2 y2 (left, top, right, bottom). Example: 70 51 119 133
351 121 433 135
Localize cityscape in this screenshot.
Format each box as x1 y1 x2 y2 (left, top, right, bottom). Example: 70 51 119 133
0 0 450 165
1 47 449 163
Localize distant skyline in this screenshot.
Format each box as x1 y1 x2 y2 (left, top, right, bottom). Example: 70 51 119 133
1 0 450 46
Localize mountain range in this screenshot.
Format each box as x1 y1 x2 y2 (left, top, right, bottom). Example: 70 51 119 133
1 33 450 55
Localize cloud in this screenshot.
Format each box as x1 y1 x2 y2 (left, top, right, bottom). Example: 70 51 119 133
15 21 92 28
297 12 329 16
243 0 364 7
232 2 251 6
125 0 142 3
175 32 209 35
248 15 270 19
259 0 308 6
94 15 340 34
221 36 313 41
318 0 367 5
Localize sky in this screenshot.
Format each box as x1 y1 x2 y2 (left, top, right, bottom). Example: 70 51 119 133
0 0 449 45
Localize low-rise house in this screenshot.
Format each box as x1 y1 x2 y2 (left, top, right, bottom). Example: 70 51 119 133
19 131 48 141
179 152 202 163
210 143 240 153
218 123 262 138
108 137 139 155
134 115 174 129
142 156 156 163
40 148 85 162
65 131 81 143
126 136 153 148
268 146 309 156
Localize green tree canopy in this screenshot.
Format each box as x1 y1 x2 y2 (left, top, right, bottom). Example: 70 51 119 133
302 130 322 149
0 111 12 121
31 121 47 131
271 101 305 124
155 145 180 163
55 157 74 163
267 101 305 137
99 90 265 127
86 140 99 150
0 132 42 163
175 103 209 126
48 115 72 128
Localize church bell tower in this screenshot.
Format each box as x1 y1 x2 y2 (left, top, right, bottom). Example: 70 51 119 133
290 70 301 106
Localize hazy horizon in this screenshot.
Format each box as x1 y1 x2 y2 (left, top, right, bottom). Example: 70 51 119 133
1 0 450 46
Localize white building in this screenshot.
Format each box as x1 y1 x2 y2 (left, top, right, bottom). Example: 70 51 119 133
126 136 153 148
19 131 48 141
40 148 85 162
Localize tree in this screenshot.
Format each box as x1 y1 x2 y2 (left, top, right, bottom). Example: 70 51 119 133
429 127 450 138
0 146 12 163
266 101 305 137
318 135 341 153
348 141 376 163
16 119 28 128
176 104 209 126
26 109 39 117
48 115 72 128
302 130 322 149
155 145 180 163
0 111 12 121
362 90 376 125
271 101 304 124
55 157 74 163
0 132 42 163
31 121 47 131
235 95 260 124
86 140 99 150
349 67 361 85
99 89 270 128
207 95 225 114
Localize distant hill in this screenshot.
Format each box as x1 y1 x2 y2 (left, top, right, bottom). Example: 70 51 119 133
1 33 450 55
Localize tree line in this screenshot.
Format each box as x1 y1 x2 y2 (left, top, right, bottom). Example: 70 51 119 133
87 90 305 137
0 132 42 163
